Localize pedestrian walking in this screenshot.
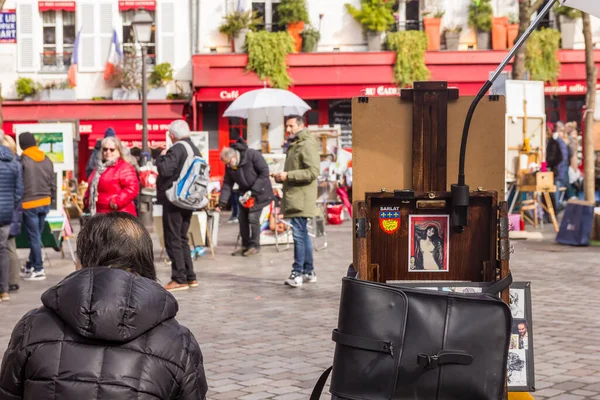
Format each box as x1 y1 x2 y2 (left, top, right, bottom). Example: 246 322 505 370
1 134 23 293
156 120 201 292
0 130 23 302
0 212 208 400
84 136 139 216
218 138 273 257
273 115 320 288
19 132 55 281
86 127 116 179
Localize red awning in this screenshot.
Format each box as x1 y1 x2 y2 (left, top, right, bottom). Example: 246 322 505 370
118 0 156 11
81 119 171 149
38 1 76 12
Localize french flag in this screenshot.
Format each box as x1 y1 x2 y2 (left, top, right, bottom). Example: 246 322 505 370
104 29 123 81
67 29 81 87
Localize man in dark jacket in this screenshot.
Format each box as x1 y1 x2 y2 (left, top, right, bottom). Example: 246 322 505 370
156 120 202 292
0 130 23 301
19 132 55 281
86 127 116 179
0 212 208 399
217 138 273 257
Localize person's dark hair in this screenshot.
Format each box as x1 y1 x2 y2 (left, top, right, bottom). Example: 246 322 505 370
77 212 156 280
285 115 305 126
413 225 444 270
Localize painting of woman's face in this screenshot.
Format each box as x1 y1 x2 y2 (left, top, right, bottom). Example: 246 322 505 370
427 227 436 237
408 215 450 273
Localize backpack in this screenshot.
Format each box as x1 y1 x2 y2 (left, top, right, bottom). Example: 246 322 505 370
546 138 563 169
165 141 210 210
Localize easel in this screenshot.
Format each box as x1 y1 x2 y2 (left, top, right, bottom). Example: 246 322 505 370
518 172 560 232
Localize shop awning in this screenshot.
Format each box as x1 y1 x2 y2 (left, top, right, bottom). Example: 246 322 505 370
118 0 156 11
38 1 76 12
81 119 171 149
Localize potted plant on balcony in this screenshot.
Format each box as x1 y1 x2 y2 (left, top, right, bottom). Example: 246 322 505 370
246 31 295 89
15 77 39 101
219 9 262 53
492 15 508 50
525 28 561 83
278 0 309 53
444 26 462 51
507 13 519 48
422 8 445 51
301 25 320 52
346 0 395 52
148 62 173 100
385 31 430 87
554 4 581 49
468 0 493 50
39 79 76 101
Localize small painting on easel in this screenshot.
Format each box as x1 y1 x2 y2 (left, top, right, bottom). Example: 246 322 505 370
408 215 450 272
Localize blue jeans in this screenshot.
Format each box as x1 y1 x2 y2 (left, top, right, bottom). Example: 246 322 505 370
23 205 50 272
231 191 240 219
554 178 566 212
291 217 314 275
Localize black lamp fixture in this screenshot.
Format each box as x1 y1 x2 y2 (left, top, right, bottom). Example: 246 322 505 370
451 0 560 231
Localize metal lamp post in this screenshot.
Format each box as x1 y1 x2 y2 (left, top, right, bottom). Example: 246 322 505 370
131 9 154 163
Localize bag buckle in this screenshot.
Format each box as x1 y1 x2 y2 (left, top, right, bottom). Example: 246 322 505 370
383 342 394 358
417 353 439 369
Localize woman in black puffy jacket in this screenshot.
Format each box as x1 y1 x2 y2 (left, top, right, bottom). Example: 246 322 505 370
0 212 208 400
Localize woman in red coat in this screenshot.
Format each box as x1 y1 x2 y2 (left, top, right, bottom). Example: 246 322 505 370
85 137 139 216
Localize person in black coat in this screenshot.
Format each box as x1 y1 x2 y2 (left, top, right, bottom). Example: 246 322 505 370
0 212 208 400
217 138 273 256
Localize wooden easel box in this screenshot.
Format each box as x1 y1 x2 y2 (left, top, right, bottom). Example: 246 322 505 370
351 95 507 284
351 96 507 202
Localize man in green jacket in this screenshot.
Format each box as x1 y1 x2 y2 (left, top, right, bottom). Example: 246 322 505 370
274 115 320 288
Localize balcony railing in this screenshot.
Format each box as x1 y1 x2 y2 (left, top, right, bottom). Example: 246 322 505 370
40 52 72 73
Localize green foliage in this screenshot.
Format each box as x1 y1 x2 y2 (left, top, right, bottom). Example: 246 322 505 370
278 0 309 26
526 28 561 83
508 12 519 25
15 77 38 99
92 96 107 100
246 31 295 89
345 0 395 33
149 62 174 88
553 5 581 20
301 26 321 52
219 10 262 39
386 31 430 88
468 0 493 32
444 25 463 34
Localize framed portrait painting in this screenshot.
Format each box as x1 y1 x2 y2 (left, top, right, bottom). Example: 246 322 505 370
408 215 450 272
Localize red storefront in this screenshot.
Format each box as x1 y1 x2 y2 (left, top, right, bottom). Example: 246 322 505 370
1 100 189 180
192 50 600 177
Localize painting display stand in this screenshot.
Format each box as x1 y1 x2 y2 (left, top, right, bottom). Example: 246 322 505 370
350 82 534 393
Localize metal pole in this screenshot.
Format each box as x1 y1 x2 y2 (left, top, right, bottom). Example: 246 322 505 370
141 44 149 160
451 0 560 230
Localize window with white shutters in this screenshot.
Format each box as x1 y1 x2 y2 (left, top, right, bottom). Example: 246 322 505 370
17 2 36 72
157 1 175 66
78 1 114 72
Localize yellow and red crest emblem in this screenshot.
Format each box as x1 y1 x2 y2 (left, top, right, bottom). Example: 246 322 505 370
379 209 400 234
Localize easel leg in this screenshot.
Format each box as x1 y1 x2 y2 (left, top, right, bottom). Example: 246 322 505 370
206 224 216 260
542 192 559 232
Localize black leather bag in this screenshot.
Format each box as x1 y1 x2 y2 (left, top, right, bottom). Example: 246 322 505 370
311 275 513 400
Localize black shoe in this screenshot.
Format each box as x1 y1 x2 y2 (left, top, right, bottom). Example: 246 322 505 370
9 284 19 292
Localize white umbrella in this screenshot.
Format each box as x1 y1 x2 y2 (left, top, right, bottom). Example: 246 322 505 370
562 0 600 19
223 88 311 119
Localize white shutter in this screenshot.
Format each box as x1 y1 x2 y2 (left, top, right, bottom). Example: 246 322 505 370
157 1 176 66
17 2 35 72
78 1 114 72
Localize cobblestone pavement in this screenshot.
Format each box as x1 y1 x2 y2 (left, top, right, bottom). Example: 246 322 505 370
1 216 600 399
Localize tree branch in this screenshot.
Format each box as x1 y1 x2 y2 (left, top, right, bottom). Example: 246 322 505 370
531 0 547 13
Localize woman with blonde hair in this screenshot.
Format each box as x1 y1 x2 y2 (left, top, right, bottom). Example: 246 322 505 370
84 136 139 215
1 134 23 293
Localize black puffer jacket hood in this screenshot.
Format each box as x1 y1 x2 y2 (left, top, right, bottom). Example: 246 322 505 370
41 267 178 342
0 267 208 400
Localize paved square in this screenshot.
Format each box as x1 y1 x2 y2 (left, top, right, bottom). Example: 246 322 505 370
1 217 599 399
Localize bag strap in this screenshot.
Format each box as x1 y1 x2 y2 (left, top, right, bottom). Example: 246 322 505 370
177 140 195 159
309 366 332 400
483 271 513 295
417 349 473 370
332 329 394 357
